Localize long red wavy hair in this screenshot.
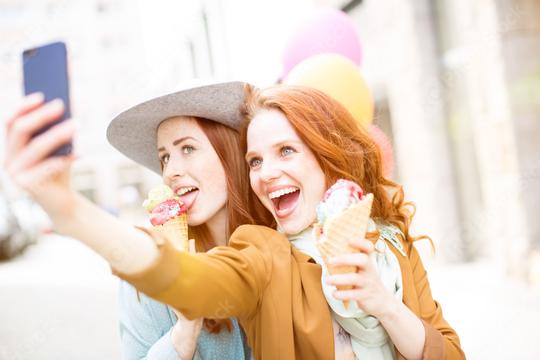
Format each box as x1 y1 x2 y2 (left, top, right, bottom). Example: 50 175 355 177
240 85 430 246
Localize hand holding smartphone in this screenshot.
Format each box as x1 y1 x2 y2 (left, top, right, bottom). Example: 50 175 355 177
22 41 72 156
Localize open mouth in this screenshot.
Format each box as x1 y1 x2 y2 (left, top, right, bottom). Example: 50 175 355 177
269 186 300 219
176 186 199 210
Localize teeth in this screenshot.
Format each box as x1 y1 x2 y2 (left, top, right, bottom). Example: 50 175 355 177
177 187 196 196
269 187 298 200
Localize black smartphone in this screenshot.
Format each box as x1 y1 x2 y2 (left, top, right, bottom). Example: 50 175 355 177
22 41 72 156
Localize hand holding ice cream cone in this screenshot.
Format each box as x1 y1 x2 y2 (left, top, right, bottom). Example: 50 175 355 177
314 179 374 308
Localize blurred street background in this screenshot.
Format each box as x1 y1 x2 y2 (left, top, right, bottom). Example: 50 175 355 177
1 0 540 359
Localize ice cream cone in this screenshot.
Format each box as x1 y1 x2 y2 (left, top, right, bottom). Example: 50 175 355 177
316 193 374 307
153 213 189 251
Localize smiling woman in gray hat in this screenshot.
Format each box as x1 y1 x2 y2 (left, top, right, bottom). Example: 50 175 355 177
3 82 271 359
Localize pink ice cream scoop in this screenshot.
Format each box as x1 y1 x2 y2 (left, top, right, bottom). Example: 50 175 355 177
149 199 187 226
316 179 364 224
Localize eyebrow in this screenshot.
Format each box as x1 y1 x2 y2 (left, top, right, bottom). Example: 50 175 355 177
158 136 198 152
245 139 303 160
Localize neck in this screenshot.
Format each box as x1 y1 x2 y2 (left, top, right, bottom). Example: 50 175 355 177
206 207 228 246
286 225 314 240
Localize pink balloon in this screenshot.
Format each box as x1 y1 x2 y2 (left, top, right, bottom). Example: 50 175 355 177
282 8 363 78
367 125 394 179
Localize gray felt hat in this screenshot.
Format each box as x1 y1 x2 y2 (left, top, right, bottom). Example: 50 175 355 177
106 81 247 175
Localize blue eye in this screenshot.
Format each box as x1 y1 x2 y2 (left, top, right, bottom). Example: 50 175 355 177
248 157 262 169
281 146 296 156
182 145 195 154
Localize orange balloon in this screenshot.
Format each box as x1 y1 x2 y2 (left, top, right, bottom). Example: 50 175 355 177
284 54 374 127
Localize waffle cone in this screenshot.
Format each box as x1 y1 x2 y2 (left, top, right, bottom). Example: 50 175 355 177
153 213 189 251
316 193 374 305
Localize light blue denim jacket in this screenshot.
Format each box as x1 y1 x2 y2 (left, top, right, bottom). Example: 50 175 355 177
118 281 251 360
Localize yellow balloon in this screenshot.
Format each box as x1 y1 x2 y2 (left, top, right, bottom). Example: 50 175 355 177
284 53 374 127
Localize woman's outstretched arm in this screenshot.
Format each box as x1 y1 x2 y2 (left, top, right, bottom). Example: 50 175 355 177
114 225 273 320
3 95 270 321
52 190 159 274
3 94 157 274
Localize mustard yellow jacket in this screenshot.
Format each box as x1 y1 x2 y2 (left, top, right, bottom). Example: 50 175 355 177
115 225 465 360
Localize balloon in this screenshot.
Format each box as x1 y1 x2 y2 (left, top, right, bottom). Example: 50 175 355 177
282 8 362 77
367 124 394 179
284 54 374 127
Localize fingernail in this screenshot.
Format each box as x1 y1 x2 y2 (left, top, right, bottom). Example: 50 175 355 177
28 92 44 102
49 98 65 109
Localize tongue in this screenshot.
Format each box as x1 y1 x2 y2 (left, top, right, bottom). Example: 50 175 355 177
277 191 299 211
179 190 199 210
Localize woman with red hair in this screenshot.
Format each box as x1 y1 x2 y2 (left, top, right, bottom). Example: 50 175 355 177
241 85 464 359
3 83 464 359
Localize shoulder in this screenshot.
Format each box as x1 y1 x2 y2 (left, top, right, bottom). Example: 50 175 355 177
230 225 290 252
226 225 293 282
232 224 285 239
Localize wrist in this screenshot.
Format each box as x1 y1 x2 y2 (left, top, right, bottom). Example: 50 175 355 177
375 294 400 323
48 190 81 233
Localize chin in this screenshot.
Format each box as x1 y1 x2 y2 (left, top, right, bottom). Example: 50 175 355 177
187 212 204 227
279 221 308 236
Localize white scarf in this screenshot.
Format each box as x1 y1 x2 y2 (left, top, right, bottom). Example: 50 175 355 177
288 220 403 360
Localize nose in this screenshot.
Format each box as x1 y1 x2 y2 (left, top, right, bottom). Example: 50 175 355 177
259 158 281 183
162 154 186 183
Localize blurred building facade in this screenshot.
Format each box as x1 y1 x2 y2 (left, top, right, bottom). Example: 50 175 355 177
341 0 540 283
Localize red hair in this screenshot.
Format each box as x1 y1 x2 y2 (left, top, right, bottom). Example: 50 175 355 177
159 116 273 333
240 85 430 246
196 117 274 238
